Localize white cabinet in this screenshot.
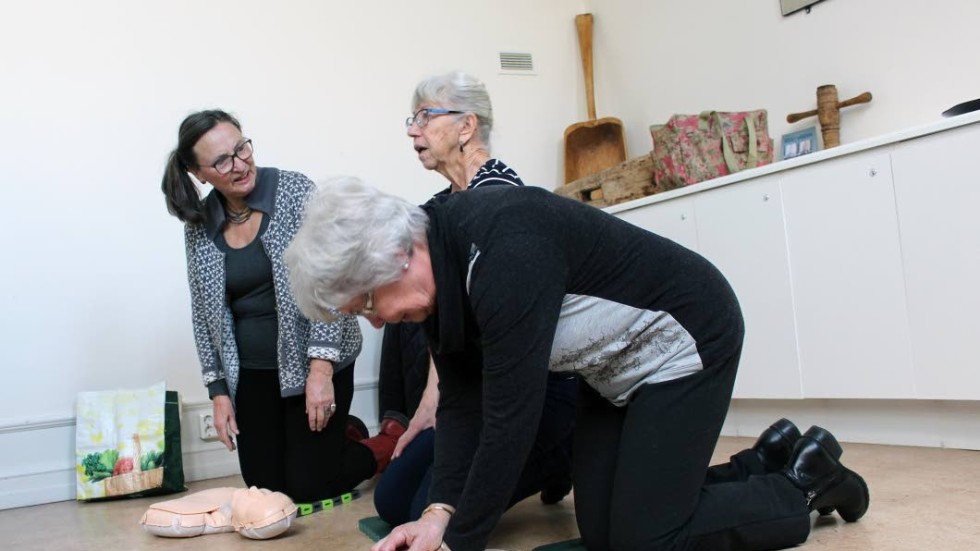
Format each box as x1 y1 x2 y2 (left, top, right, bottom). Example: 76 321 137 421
891 125 980 400
693 176 802 398
611 115 980 402
615 196 698 251
778 152 916 398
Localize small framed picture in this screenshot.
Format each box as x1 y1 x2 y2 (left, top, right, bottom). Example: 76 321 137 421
781 126 820 160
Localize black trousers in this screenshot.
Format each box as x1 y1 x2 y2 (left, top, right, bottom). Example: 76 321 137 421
572 347 811 551
373 373 578 525
233 364 376 503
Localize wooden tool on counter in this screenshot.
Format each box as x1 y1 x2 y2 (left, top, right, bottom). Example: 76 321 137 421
787 84 872 148
563 13 627 184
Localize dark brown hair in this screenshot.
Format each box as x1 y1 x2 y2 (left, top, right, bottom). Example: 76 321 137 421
161 109 242 224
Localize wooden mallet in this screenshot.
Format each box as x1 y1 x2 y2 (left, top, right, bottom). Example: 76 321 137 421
787 84 872 148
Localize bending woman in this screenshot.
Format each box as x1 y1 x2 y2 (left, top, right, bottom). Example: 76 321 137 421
287 179 870 551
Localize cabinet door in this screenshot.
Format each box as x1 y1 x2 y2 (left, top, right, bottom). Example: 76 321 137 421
780 152 915 398
694 177 802 398
615 197 699 251
892 125 980 399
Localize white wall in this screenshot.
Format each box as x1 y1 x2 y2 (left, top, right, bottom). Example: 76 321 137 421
585 0 980 158
0 0 584 422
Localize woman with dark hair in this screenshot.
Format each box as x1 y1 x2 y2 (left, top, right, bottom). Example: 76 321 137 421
161 109 377 502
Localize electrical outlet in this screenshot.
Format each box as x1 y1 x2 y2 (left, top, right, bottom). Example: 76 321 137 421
198 413 219 441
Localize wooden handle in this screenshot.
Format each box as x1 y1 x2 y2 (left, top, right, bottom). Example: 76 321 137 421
786 109 818 124
838 91 873 109
787 91 872 123
575 13 596 121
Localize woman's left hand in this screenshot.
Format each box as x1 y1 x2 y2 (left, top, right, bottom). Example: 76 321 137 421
305 359 335 431
371 516 448 551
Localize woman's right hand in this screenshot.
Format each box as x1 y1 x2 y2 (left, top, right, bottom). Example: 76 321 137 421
393 357 440 459
393 394 437 459
212 395 239 451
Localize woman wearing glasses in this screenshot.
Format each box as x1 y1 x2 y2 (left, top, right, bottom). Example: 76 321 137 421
160 109 376 503
286 180 870 551
363 72 577 527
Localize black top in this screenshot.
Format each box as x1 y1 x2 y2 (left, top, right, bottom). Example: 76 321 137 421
217 214 278 369
421 186 743 550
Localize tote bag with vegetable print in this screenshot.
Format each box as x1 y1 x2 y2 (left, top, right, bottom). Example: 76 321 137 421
75 382 185 500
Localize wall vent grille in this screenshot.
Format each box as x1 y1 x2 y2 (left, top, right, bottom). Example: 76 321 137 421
498 52 535 74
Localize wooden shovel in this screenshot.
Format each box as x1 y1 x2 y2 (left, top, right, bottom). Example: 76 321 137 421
563 13 627 184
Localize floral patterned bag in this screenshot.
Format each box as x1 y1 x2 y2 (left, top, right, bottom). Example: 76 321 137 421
75 382 185 500
651 110 773 188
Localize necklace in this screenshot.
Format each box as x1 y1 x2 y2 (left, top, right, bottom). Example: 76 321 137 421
226 205 253 225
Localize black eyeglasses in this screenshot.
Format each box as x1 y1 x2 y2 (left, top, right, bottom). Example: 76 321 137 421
405 108 463 128
208 139 253 175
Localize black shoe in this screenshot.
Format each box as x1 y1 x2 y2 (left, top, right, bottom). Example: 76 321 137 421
752 418 802 472
782 426 870 522
540 475 573 505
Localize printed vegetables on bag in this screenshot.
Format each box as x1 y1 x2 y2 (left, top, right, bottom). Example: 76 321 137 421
140 450 163 471
81 449 119 482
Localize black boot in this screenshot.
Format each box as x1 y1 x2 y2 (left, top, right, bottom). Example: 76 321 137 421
782 426 870 522
752 418 802 472
540 474 573 505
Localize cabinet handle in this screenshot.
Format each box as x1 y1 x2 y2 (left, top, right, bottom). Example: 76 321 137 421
869 168 878 177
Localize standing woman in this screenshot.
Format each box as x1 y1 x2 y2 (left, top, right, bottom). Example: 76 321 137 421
365 72 577 526
161 109 376 502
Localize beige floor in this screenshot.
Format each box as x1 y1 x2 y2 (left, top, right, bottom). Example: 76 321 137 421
2 437 978 550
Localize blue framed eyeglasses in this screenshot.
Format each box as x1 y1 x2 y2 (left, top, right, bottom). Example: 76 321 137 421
405 108 464 128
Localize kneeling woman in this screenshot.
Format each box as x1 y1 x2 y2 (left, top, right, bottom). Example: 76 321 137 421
285 179 869 551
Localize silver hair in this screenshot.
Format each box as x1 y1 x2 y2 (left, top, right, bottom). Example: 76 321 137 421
412 71 494 146
285 176 429 321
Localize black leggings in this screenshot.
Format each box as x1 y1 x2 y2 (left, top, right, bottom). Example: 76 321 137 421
572 347 811 551
233 364 376 502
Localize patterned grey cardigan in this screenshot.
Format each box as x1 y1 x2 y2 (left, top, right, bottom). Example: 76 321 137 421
184 167 362 404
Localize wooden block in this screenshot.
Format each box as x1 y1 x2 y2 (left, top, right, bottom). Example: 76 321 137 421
555 152 675 207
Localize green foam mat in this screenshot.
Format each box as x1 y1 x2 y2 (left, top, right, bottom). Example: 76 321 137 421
358 516 394 542
532 538 586 551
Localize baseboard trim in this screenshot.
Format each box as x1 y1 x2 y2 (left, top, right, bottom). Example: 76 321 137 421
4 391 975 510
723 398 980 450
0 381 382 511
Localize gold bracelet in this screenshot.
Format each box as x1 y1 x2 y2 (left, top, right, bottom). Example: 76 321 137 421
421 503 456 518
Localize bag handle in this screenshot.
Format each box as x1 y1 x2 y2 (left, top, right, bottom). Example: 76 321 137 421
698 111 760 173
742 113 759 170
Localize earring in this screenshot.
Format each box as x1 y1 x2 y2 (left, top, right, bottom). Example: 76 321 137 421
459 143 464 152
402 262 410 270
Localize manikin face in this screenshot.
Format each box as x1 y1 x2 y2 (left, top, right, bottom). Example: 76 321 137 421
191 121 257 201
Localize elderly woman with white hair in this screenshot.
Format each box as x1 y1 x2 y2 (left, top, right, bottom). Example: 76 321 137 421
285 179 869 551
362 71 577 528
